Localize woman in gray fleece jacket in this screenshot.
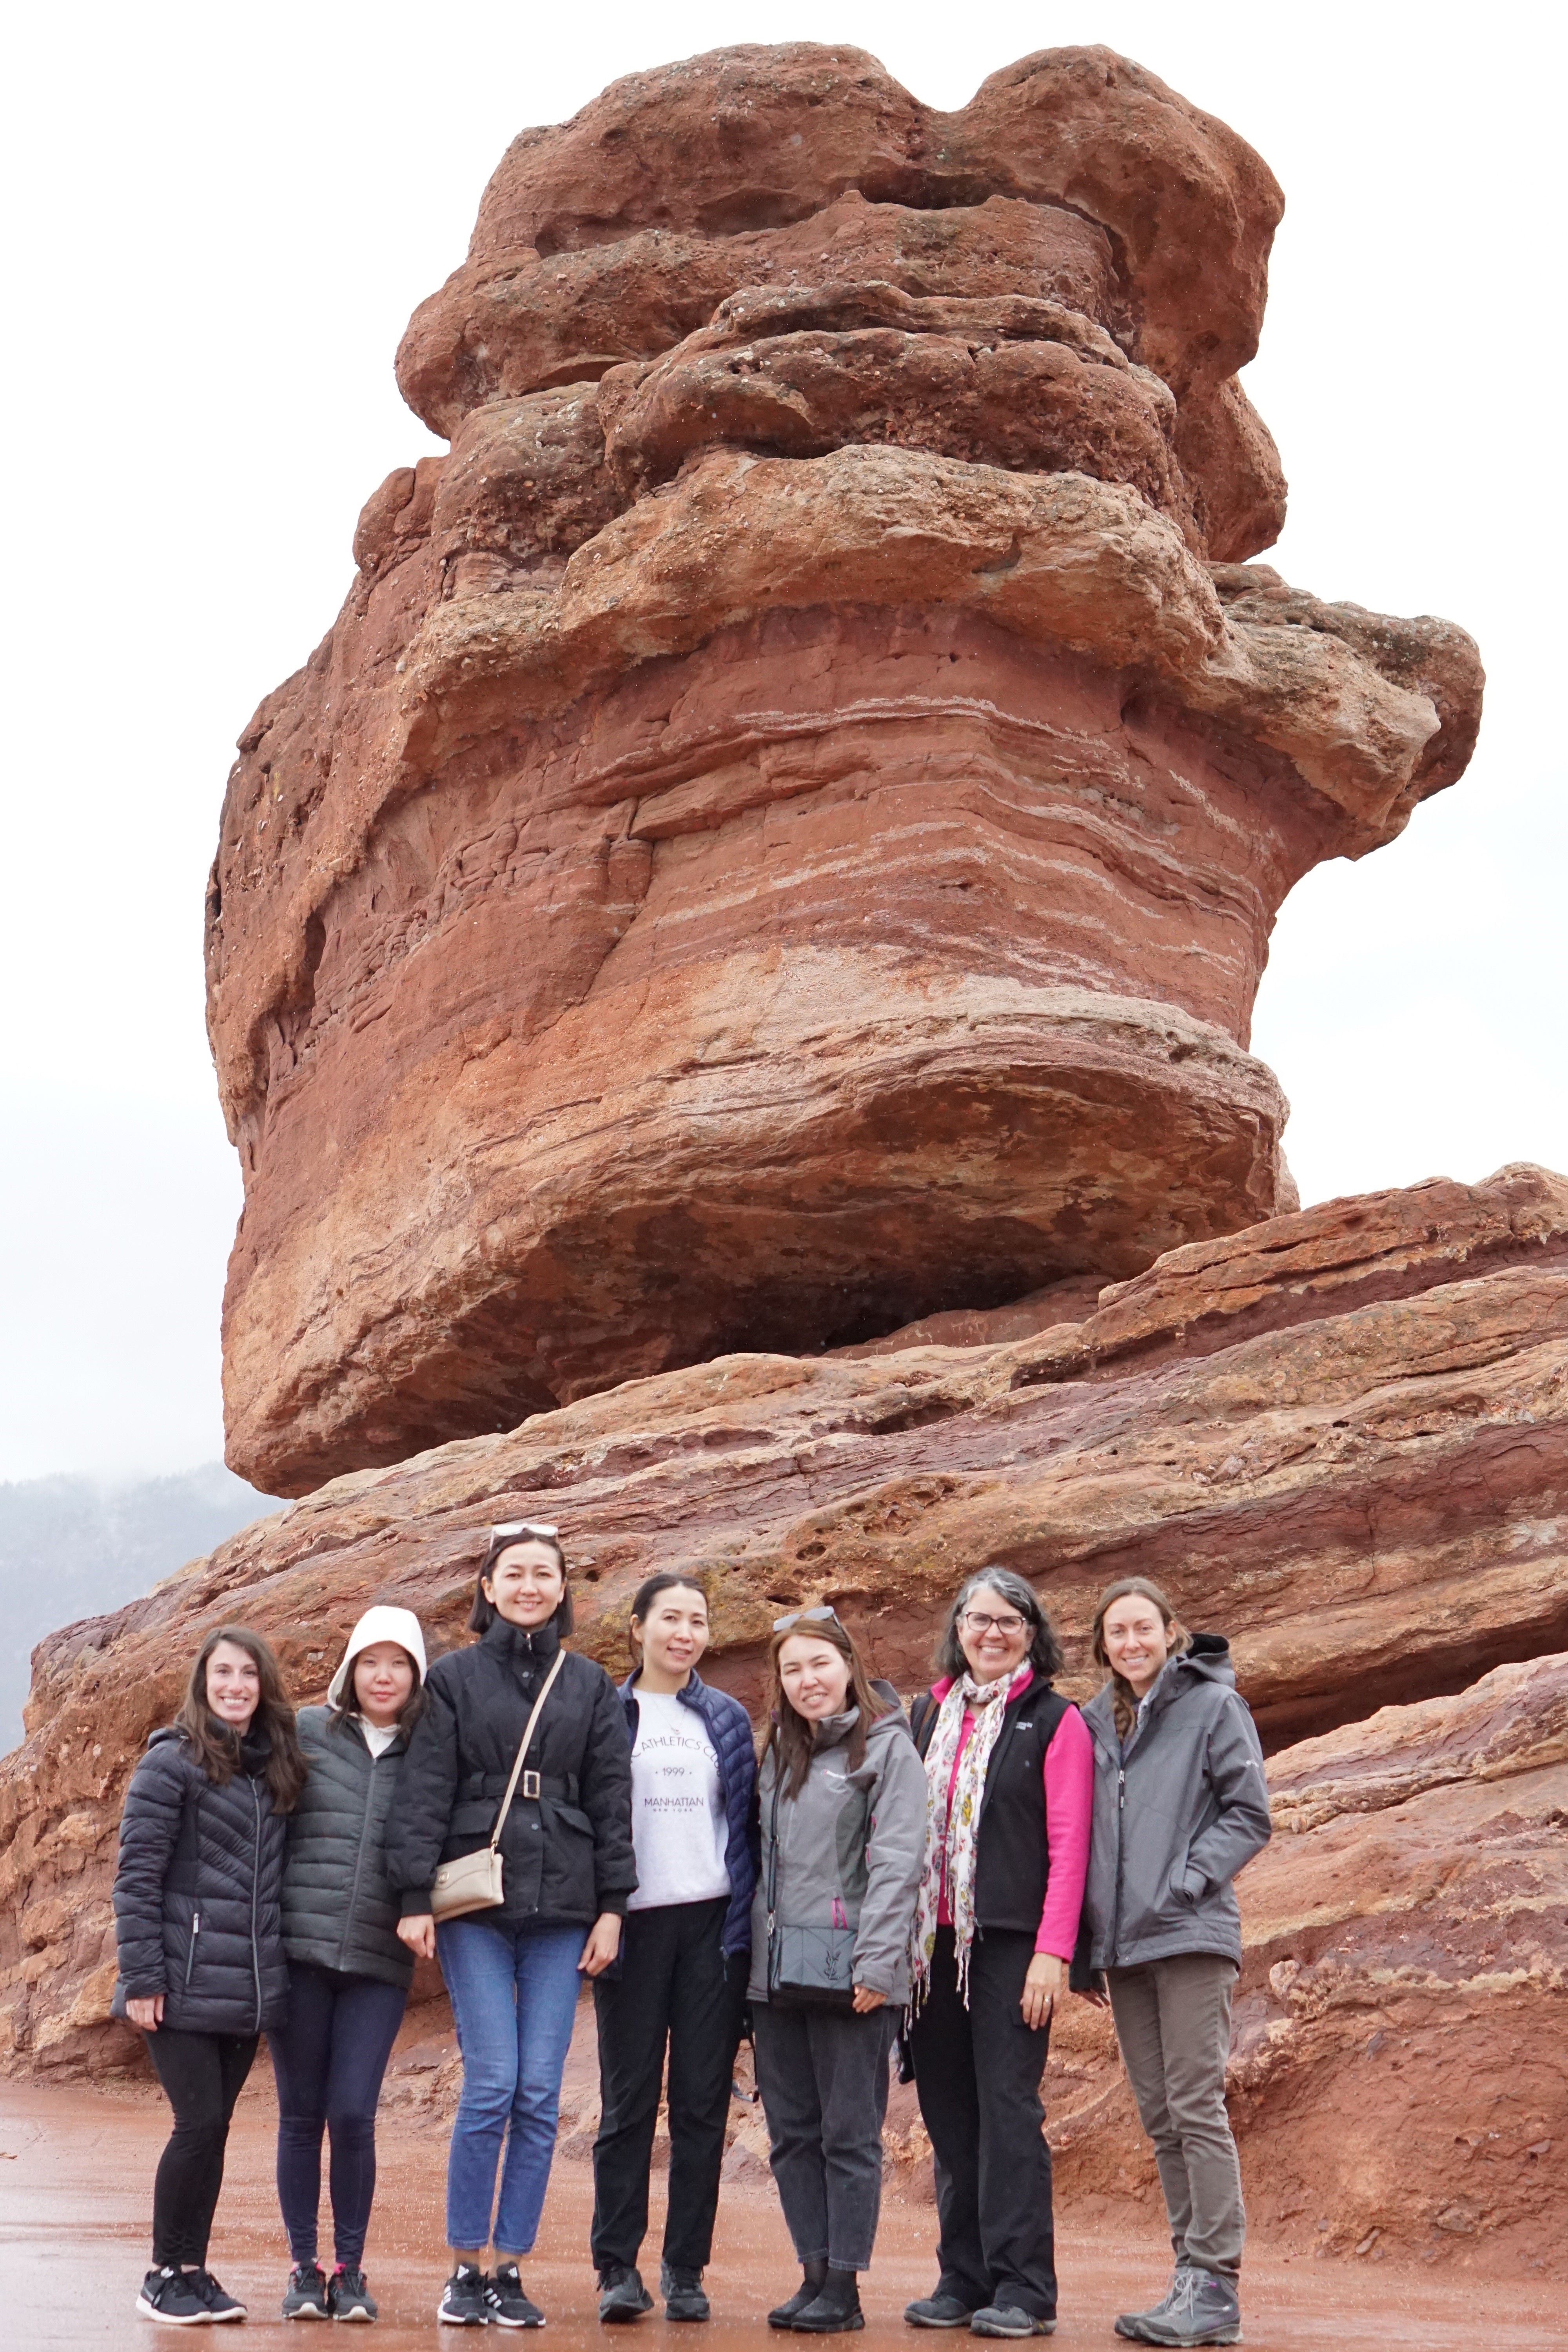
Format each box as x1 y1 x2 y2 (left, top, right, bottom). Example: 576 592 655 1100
748 1608 926 2335
1080 1580 1271 2352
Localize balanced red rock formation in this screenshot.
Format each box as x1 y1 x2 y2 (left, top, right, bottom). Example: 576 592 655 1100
207 43 1482 1496
5 1165 1563 2087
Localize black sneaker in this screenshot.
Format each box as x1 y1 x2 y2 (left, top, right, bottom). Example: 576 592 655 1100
283 2263 331 2320
598 2265 653 2324
906 2297 976 2329
136 2267 210 2326
439 2265 493 2327
187 2269 248 2323
488 2265 546 2329
969 2312 1054 2339
661 2266 710 2323
329 2268 378 2322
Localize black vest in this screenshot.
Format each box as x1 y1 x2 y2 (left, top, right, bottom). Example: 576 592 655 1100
912 1672 1071 1935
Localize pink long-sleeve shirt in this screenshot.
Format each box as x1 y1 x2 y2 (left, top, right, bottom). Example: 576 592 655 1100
931 1668 1094 1960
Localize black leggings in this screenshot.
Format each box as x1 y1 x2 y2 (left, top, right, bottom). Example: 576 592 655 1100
269 1962 408 2267
145 2027 258 2269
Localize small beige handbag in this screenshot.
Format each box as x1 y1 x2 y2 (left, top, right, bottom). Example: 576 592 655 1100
429 1649 568 1922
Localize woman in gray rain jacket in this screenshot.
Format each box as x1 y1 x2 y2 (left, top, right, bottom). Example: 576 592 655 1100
1079 1581 1271 2352
748 1608 926 2336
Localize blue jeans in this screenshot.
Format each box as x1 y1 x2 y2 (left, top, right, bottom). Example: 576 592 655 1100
437 1918 587 2255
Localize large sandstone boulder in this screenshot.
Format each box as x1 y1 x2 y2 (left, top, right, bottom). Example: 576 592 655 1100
206 44 1482 1495
1049 1650 1568 2266
4 1167 1563 2086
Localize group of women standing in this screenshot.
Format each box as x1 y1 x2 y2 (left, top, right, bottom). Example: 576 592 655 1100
113 1526 1270 2351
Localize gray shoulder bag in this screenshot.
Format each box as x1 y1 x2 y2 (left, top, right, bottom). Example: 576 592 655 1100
430 1649 568 1922
764 1765 860 2010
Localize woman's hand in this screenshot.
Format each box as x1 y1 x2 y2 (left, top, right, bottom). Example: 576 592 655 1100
851 1984 887 2014
1020 1953 1062 2030
126 1994 164 2031
578 1912 622 1976
397 1914 437 1962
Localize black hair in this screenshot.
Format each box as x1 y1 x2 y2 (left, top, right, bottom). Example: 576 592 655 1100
469 1526 574 1636
628 1572 710 1666
934 1567 1064 1683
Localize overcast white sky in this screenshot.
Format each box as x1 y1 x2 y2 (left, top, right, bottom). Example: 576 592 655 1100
2 2 1561 1484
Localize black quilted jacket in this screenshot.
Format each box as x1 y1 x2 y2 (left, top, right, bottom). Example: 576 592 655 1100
111 1725 289 2034
280 1706 412 1989
386 1619 636 1930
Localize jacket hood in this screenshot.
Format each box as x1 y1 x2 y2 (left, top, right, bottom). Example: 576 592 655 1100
1172 1633 1236 1689
327 1604 428 1707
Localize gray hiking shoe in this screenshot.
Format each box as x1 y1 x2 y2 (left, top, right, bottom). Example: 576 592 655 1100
598 2266 654 2324
1129 2269 1240 2348
968 2312 1054 2339
1114 2269 1189 2343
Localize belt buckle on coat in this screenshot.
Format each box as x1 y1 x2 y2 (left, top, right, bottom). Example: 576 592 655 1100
522 1769 541 1800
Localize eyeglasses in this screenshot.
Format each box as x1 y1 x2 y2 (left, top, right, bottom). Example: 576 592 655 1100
490 1521 559 1541
959 1610 1029 1638
773 1604 840 1633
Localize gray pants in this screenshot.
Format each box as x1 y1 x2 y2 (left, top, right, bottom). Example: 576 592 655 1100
752 2002 896 2272
1106 1954 1245 2279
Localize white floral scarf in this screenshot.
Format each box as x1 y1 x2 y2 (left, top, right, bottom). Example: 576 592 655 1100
909 1672 1014 2010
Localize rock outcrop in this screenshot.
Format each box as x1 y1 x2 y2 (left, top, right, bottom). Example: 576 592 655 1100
206 43 1482 1495
4 1166 1563 2084
1051 1651 1568 2267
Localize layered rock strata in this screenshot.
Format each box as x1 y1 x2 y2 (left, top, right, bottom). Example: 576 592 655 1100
207 43 1482 1495
1049 1651 1568 2265
5 1166 1563 2082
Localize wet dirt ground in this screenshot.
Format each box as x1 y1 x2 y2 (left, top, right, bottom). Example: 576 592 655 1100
2 2064 1561 2352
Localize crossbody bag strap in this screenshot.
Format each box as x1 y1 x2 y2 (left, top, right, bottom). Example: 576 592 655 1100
488 1648 568 1853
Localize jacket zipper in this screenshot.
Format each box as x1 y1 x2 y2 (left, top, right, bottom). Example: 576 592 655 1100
184 1912 200 1988
1111 1763 1127 1957
249 1777 263 2033
339 1742 380 1970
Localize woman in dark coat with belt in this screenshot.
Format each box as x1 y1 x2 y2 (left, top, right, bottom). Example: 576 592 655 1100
388 1523 636 2331
112 1622 306 2328
272 1603 429 2324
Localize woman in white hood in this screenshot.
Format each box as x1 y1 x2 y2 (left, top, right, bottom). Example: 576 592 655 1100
272 1604 428 2324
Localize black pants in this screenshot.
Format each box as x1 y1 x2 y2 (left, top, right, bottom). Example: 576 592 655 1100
270 1962 408 2268
591 1899 745 2273
145 2027 258 2269
908 1928 1057 2320
752 2001 896 2274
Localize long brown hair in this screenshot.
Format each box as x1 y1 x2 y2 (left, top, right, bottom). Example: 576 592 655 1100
176 1625 307 1812
763 1612 890 1801
1090 1578 1191 1739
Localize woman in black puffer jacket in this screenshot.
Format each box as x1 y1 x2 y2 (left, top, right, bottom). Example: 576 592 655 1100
387 1523 636 2331
270 1604 429 2325
112 1623 306 2328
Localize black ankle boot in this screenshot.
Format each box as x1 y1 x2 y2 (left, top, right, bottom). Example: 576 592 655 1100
792 2271 864 2334
769 2263 829 2330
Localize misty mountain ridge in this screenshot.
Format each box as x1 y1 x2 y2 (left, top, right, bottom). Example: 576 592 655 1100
0 1463 281 1753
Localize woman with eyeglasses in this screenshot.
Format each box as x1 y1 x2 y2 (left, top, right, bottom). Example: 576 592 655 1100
904 1568 1093 2341
749 1606 926 2336
387 1523 635 2330
590 1573 758 2325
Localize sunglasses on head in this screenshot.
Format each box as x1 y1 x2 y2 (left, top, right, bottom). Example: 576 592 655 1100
773 1604 840 1633
489 1521 559 1542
